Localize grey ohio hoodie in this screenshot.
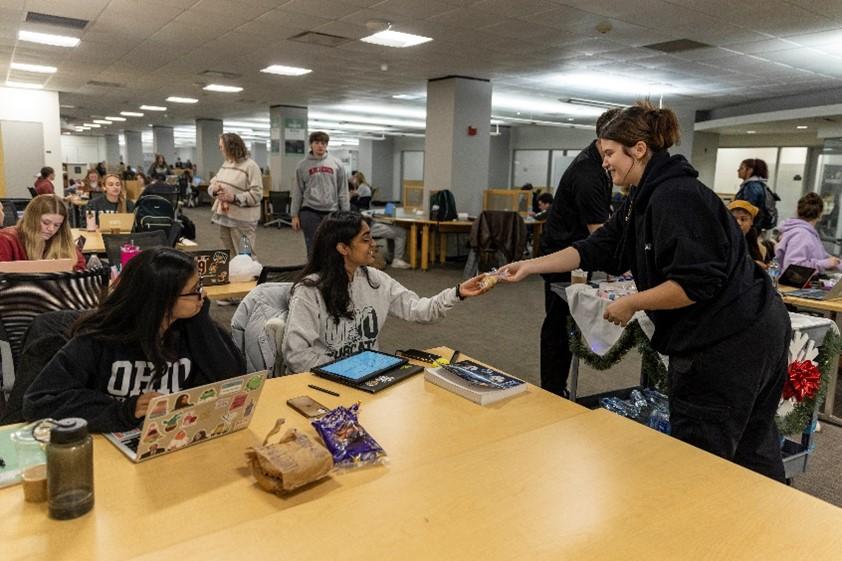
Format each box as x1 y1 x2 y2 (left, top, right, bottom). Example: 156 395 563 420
292 152 350 215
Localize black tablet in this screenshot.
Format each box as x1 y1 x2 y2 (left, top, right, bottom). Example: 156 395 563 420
779 264 816 288
313 350 408 385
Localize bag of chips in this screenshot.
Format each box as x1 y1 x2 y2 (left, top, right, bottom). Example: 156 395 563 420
311 403 386 468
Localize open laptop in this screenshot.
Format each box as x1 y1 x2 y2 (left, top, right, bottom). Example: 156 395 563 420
98 213 135 233
787 279 842 301
0 258 75 273
105 371 267 462
778 264 816 288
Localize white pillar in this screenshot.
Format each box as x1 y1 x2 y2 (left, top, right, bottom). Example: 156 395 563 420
269 104 307 192
124 130 143 171
423 76 492 215
104 134 120 166
251 140 268 170
152 125 175 164
195 118 223 178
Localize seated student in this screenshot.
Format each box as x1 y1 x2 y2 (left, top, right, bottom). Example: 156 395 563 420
532 192 553 221
34 166 56 195
728 200 775 269
23 248 246 433
776 192 841 273
282 211 490 373
0 194 86 270
140 173 177 199
349 171 372 210
85 173 135 218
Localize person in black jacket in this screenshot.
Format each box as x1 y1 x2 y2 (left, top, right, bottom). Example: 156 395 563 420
538 108 618 398
500 102 789 481
23 248 246 433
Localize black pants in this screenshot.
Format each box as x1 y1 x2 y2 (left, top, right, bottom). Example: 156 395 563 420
540 282 572 398
668 299 790 482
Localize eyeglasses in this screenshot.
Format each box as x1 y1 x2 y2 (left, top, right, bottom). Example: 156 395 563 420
179 280 205 300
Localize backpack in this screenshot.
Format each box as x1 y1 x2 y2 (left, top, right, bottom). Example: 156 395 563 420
759 184 780 231
429 189 457 222
134 194 175 233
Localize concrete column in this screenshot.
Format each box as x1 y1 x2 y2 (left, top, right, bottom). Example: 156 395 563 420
669 103 699 162
195 118 223 178
423 76 492 215
104 134 120 166
358 137 395 199
251 140 268 170
124 130 143 171
152 125 175 164
488 126 511 188
269 105 307 191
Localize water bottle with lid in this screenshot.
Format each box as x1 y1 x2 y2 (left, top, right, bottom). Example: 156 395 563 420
239 233 252 256
768 258 780 288
47 418 94 520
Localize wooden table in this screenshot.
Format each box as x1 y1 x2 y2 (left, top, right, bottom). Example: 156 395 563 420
72 229 199 255
5 344 842 560
204 280 257 301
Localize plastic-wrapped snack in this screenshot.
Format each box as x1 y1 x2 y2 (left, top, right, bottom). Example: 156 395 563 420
479 273 499 291
600 397 637 418
311 403 386 468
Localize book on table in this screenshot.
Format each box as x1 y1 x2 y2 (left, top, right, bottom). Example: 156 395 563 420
424 360 526 405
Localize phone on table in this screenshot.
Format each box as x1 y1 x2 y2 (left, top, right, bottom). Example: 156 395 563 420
396 348 442 364
286 396 329 418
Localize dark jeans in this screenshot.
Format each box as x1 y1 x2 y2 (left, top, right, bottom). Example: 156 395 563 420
668 299 790 482
299 208 329 260
540 281 572 398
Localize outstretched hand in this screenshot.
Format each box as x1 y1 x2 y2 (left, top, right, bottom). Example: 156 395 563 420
496 261 530 283
459 274 496 298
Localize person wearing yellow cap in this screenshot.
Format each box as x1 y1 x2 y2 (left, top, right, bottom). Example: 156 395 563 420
728 200 775 269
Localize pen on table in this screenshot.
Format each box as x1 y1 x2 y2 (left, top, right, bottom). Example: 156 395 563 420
451 349 460 363
308 384 340 397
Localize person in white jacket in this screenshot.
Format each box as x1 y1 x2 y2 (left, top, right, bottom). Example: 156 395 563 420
282 211 491 373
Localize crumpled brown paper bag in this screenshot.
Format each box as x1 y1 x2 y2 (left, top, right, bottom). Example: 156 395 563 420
246 418 334 493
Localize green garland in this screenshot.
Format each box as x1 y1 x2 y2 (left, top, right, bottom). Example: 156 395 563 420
567 318 841 435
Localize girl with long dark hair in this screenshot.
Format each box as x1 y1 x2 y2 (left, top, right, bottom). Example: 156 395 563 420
23 248 245 432
282 211 490 373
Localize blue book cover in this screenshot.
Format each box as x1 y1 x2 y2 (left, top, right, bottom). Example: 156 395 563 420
444 360 525 389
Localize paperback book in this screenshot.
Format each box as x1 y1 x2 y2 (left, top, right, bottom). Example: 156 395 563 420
424 360 526 405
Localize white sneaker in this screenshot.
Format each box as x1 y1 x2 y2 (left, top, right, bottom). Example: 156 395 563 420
391 258 411 269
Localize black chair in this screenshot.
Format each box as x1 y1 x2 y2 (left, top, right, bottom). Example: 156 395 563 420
102 230 169 267
27 187 38 199
257 264 305 285
264 191 292 228
0 199 31 227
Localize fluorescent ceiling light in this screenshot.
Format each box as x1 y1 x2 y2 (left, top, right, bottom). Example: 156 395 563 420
260 65 312 76
11 62 57 74
392 94 423 100
309 111 425 129
322 103 426 120
309 121 387 132
550 72 675 96
746 130 757 134
564 97 626 109
18 30 80 48
106 116 126 121
224 120 270 129
166 96 199 104
120 111 144 117
140 105 167 111
93 119 111 125
60 104 76 108
74 127 86 131
83 123 101 128
796 125 809 129
360 30 432 48
5 80 43 90
203 84 243 93
492 93 602 117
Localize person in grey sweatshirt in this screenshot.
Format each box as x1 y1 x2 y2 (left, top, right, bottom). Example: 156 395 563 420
282 211 491 373
292 131 350 258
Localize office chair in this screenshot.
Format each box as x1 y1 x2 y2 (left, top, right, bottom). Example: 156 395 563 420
102 230 169 267
27 187 38 199
264 191 293 228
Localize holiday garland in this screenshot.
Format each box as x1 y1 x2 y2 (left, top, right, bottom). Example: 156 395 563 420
567 318 841 435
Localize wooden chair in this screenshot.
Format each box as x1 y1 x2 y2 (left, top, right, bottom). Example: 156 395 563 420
483 189 533 216
403 180 425 212
124 180 141 202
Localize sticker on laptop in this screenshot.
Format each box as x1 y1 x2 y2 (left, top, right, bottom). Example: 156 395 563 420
173 394 194 410
198 388 217 402
244 400 255 418
211 422 229 437
229 392 248 411
143 422 162 443
192 430 209 443
139 443 166 460
167 430 190 451
219 379 243 396
182 410 198 428
245 375 263 392
215 397 231 410
162 413 182 432
148 399 169 419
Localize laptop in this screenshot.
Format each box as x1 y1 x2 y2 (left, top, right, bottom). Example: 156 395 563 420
778 264 816 288
313 350 418 390
0 258 75 273
105 371 267 462
99 213 135 233
788 279 842 301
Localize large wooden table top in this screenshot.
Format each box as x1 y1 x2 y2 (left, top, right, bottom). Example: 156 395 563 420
778 284 842 314
71 229 199 255
3 347 842 560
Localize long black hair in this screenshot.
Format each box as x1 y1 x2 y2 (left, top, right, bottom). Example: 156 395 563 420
73 247 198 376
293 211 377 322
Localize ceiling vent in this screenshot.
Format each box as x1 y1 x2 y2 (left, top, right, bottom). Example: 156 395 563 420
86 80 125 88
198 70 242 80
25 11 89 30
642 39 712 53
289 31 352 48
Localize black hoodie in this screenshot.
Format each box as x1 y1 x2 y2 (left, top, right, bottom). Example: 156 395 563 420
573 151 778 355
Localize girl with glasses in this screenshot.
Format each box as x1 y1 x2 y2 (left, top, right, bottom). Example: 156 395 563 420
23 248 246 433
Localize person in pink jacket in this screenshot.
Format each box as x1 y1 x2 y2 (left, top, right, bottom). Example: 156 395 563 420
776 192 841 273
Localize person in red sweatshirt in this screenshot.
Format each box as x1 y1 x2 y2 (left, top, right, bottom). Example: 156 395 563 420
33 166 55 195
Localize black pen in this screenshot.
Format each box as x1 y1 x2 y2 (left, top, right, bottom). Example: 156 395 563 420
308 384 340 397
451 349 460 363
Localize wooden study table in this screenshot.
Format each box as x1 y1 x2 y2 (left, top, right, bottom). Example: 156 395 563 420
203 280 257 301
71 229 199 255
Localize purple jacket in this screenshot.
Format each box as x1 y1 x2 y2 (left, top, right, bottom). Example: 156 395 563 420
776 218 838 272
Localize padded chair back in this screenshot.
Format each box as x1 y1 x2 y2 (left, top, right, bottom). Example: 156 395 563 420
27 187 38 199
102 230 169 266
0 268 109 396
231 282 293 376
463 211 527 277
0 199 31 227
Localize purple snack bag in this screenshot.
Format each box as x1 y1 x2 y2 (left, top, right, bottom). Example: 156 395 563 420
311 403 385 467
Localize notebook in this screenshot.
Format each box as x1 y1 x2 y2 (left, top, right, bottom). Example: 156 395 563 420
778 264 816 288
787 279 842 301
105 371 267 462
98 213 135 233
0 258 75 273
313 350 409 387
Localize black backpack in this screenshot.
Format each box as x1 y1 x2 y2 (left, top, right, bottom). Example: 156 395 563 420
430 189 457 222
759 184 780 231
134 195 175 233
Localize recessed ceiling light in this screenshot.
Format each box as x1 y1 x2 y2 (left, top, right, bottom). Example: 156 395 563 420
260 65 312 76
74 126 86 131
93 119 111 125
18 30 80 48
392 94 422 100
166 96 199 104
361 29 432 48
83 123 101 128
203 84 243 93
5 80 43 89
60 104 76 108
140 105 167 111
10 62 57 74
746 130 757 134
120 111 144 117
796 125 809 130
106 116 126 121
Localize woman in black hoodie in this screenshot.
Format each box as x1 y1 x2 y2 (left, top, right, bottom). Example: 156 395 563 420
501 101 789 481
23 248 246 433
